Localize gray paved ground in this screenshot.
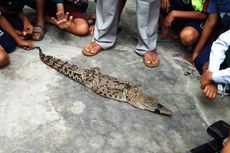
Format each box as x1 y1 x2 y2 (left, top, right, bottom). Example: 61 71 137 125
0 1 230 153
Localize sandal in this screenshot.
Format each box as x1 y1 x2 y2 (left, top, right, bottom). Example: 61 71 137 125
143 51 160 68
82 42 103 56
32 25 46 41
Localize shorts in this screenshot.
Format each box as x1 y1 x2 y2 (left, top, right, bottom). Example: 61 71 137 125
46 1 86 20
172 19 204 35
161 0 204 35
0 13 23 53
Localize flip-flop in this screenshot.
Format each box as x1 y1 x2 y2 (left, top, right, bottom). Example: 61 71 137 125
82 42 103 56
143 51 160 68
32 25 46 41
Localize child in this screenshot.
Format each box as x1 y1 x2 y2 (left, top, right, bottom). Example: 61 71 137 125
0 0 34 68
185 0 218 65
45 0 89 36
194 0 230 99
159 0 218 64
200 29 230 99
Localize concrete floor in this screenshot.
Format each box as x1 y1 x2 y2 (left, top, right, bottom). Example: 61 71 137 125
0 1 230 153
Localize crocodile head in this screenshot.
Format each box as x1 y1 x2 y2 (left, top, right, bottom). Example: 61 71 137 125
126 86 172 116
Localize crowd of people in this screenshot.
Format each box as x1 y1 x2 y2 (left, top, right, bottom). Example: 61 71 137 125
0 0 229 98
0 0 230 151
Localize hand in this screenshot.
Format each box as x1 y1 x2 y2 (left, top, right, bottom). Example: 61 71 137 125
221 136 230 153
161 0 170 12
164 11 176 29
16 39 34 51
203 83 217 99
200 70 213 89
52 11 73 29
15 30 25 40
23 20 33 35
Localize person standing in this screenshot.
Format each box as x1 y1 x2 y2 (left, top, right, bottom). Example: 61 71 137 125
82 0 161 68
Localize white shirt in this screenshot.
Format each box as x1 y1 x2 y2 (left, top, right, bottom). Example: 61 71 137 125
209 29 230 84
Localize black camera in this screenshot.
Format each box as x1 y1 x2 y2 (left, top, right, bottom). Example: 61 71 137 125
188 120 230 153
71 0 88 13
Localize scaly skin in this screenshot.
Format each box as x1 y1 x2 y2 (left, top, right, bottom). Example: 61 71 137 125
36 47 172 116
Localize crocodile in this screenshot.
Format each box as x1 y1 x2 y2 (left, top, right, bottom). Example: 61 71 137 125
36 47 172 116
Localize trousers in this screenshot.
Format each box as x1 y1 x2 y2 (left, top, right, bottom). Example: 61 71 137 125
93 0 160 55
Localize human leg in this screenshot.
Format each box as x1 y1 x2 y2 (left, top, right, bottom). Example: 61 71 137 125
25 0 46 41
0 14 23 53
88 0 126 25
180 20 203 46
32 0 46 40
93 0 120 49
0 19 15 68
64 3 89 35
180 27 200 46
118 0 127 20
83 0 120 56
158 0 182 41
34 0 46 32
0 46 9 68
65 18 89 36
89 0 127 35
194 41 213 74
136 0 161 67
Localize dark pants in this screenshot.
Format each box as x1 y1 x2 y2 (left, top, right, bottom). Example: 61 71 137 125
194 41 229 74
0 13 23 53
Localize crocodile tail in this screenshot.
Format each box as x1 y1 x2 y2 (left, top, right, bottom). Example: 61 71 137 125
35 47 46 61
35 47 85 84
35 47 65 71
153 103 172 116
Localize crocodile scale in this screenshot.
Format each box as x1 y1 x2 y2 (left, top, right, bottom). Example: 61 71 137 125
37 47 172 116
